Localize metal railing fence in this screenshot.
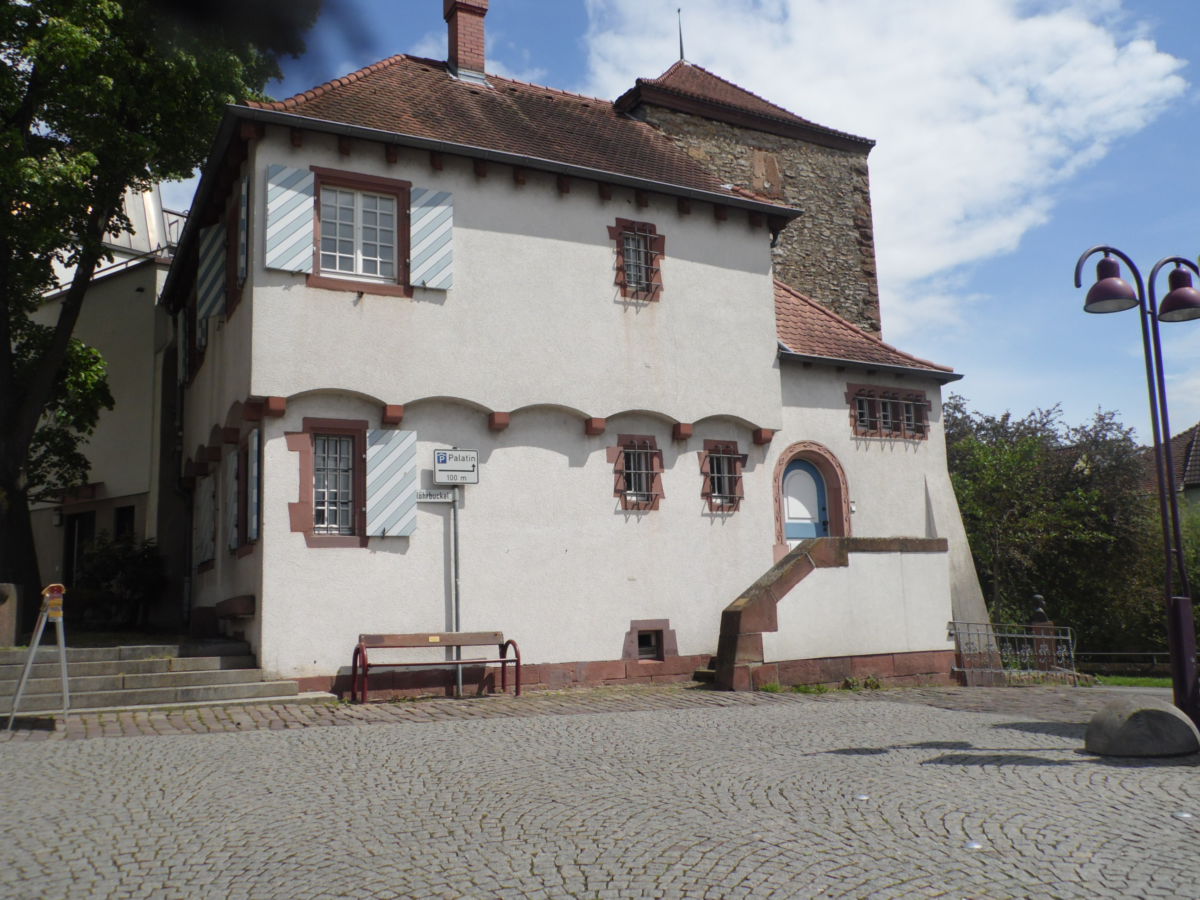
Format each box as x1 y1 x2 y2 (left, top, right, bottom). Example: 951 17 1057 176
949 621 1079 686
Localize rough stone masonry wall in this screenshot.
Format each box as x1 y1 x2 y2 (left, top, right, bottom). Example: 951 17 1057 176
639 106 882 334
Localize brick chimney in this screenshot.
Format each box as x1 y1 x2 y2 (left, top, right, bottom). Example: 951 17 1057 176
444 0 488 78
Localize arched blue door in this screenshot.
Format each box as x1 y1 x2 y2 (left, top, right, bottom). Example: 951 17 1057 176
783 459 828 545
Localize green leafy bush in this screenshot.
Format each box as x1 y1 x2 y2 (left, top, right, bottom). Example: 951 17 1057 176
73 533 164 628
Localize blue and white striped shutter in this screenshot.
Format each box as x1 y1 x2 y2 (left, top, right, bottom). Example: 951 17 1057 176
265 164 315 273
237 175 250 286
247 429 260 542
197 224 226 320
365 429 417 537
225 451 239 551
409 188 453 290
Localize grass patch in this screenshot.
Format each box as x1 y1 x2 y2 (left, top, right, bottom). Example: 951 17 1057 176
757 682 782 693
1095 675 1171 688
791 683 829 694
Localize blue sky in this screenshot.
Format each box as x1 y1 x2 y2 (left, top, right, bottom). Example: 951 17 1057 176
171 0 1200 442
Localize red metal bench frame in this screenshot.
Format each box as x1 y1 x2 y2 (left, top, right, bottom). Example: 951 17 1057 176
350 631 521 702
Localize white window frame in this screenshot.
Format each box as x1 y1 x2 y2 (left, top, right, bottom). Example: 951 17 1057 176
319 187 398 283
313 433 357 536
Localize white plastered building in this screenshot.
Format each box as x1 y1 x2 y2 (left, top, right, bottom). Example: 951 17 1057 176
161 0 984 693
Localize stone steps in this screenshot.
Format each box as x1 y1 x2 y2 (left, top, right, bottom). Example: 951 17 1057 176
0 656 258 682
0 640 305 714
0 640 249 666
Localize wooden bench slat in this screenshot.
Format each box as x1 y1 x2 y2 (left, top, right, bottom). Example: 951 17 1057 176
359 631 504 648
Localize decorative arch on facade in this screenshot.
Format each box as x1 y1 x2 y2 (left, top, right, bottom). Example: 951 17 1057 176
772 440 851 560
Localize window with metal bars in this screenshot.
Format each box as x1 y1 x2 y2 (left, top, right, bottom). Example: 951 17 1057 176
607 218 665 299
313 434 356 534
608 435 665 510
854 395 879 432
880 399 898 433
700 440 746 511
848 384 929 439
622 231 653 291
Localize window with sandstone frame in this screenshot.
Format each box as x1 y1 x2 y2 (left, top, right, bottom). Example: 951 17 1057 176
607 434 665 511
607 218 665 300
700 440 747 512
846 383 929 440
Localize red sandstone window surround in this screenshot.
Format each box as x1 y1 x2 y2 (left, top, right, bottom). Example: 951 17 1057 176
607 218 665 300
285 417 369 548
607 434 665 510
308 167 412 298
846 383 928 440
700 440 747 511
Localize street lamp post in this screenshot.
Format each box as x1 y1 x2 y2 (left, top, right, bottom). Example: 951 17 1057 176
1074 246 1200 726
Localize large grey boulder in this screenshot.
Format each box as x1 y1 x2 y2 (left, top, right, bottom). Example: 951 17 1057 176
1085 695 1200 757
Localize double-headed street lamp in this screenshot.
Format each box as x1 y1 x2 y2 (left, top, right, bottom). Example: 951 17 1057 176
1074 246 1200 725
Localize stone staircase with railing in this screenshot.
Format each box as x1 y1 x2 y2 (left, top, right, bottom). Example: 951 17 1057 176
0 640 313 715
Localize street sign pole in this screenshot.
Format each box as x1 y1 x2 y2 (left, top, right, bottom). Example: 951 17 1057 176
432 448 479 699
451 487 462 697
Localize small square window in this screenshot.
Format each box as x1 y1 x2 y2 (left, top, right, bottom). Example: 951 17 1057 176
637 630 663 661
608 435 664 510
114 505 135 539
701 440 746 512
607 218 665 300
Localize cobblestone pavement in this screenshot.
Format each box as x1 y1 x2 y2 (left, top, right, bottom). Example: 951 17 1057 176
2 685 1198 898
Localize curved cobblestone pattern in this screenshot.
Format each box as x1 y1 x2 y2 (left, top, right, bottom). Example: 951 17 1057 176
2 687 1199 898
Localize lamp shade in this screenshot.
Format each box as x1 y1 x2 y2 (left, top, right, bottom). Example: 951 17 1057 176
1158 266 1200 323
1084 256 1138 313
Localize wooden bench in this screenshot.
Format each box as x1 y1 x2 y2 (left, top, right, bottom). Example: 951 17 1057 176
350 632 521 702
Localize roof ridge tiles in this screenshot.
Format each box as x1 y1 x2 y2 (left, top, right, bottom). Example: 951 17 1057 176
245 54 414 111
637 60 872 146
647 61 803 119
486 72 612 105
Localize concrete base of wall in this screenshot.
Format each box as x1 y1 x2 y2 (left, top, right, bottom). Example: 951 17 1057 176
732 649 957 692
297 653 714 700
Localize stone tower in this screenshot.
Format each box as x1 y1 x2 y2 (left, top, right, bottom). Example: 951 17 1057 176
616 61 882 334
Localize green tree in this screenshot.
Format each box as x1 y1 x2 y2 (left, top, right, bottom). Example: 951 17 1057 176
944 396 1162 650
0 0 320 615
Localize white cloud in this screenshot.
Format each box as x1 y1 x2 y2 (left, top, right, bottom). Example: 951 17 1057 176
581 0 1186 341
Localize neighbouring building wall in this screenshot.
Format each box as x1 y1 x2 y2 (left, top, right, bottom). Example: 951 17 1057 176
637 105 882 334
29 262 170 588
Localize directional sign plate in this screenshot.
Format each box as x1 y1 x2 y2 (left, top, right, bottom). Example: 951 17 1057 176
433 449 479 485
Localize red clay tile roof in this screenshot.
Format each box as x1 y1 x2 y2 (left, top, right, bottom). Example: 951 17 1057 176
245 55 777 204
774 280 954 375
1169 423 1200 488
1137 423 1200 493
616 61 872 149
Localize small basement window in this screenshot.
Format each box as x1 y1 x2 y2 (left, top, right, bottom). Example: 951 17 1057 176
637 629 663 661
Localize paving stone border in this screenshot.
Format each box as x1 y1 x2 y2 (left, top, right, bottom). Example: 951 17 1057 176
0 683 1177 743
